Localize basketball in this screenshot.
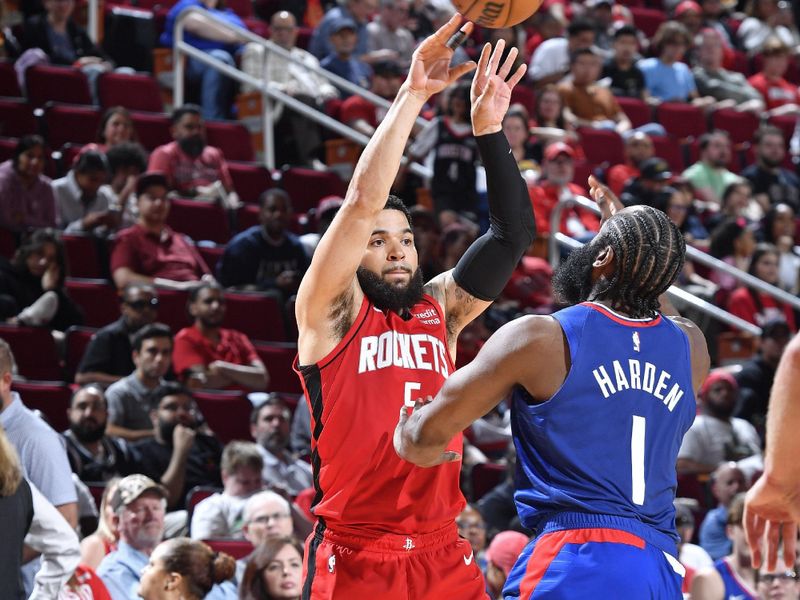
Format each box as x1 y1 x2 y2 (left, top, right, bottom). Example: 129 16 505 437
452 0 542 28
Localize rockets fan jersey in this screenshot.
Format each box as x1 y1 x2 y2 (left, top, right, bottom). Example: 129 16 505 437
294 294 464 534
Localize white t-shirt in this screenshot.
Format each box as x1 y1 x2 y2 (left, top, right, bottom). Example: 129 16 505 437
529 37 569 83
678 415 763 479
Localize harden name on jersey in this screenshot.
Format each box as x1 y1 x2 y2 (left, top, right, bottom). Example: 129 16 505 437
592 359 686 411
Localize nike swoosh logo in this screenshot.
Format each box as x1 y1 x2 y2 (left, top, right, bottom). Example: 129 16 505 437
464 550 474 566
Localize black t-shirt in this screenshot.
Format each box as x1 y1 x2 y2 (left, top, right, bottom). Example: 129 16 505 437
77 317 135 378
0 478 33 600
741 164 800 212
129 434 223 508
602 59 646 99
734 355 776 436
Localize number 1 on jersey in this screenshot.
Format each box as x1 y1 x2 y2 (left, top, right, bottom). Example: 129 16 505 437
631 415 646 505
404 382 422 408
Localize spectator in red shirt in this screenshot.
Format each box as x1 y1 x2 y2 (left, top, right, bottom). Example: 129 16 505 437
340 60 405 137
173 282 269 391
747 36 800 117
527 142 600 237
606 131 655 196
147 105 240 208
111 172 212 291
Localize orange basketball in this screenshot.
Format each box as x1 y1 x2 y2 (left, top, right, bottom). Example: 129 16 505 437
452 0 543 28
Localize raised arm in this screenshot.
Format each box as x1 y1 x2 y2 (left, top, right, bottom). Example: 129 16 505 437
295 16 476 363
424 41 535 347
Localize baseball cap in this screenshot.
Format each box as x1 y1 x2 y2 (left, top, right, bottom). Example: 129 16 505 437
586 0 614 8
136 172 169 196
761 318 791 339
485 531 530 576
675 0 702 16
544 142 575 162
316 195 344 224
111 474 167 511
330 16 357 34
639 158 672 181
699 370 738 397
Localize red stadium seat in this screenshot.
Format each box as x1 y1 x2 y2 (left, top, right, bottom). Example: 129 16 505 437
280 167 347 214
11 380 72 431
44 103 102 149
64 326 97 382
186 485 222 529
206 121 255 162
98 72 164 113
203 539 254 560
224 292 286 342
656 103 708 141
154 288 191 332
616 96 653 129
0 324 62 380
470 462 506 502
710 109 759 147
650 135 685 172
236 205 306 235
130 111 172 151
166 199 231 244
227 0 253 17
571 160 593 191
197 244 224 274
0 97 38 138
65 278 120 328
63 233 104 279
194 390 253 443
0 60 22 97
510 84 536 116
26 65 92 108
254 342 302 394
228 161 275 203
629 7 667 37
768 114 796 147
676 473 712 509
577 128 626 166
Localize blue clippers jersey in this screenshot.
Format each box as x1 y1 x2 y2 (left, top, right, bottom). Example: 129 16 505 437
714 558 758 599
511 302 696 549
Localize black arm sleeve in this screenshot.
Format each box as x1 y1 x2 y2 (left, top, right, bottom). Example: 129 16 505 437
452 131 536 301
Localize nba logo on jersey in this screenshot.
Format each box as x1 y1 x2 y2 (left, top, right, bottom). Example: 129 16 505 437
632 331 641 353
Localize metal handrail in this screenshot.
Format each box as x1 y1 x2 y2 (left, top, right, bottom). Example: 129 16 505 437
554 233 763 336
549 193 800 312
171 7 431 172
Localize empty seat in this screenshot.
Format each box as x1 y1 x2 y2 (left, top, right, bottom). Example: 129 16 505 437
155 288 191 332
44 103 102 149
194 390 253 443
166 199 231 244
280 167 347 214
11 380 72 431
98 72 164 112
64 325 98 381
616 96 653 129
629 6 666 37
130 111 172 151
228 161 275 203
656 103 708 140
0 60 22 97
711 109 759 146
577 128 626 166
63 233 104 279
26 65 93 108
206 121 255 162
0 97 38 138
224 292 286 342
65 278 120 328
254 342 301 393
0 324 62 380
651 135 685 172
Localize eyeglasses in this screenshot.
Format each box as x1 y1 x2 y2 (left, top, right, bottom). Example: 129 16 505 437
125 298 159 310
456 520 486 530
759 571 797 585
251 513 291 524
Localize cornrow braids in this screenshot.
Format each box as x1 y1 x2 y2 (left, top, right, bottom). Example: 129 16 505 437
590 206 686 318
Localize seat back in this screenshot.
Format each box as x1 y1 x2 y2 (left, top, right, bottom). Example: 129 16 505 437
44 103 102 149
26 65 92 108
194 390 253 443
63 233 104 279
577 128 626 166
98 72 164 112
280 167 347 214
656 103 708 140
254 342 301 393
130 111 172 151
0 97 38 138
228 161 275 204
166 199 230 244
64 326 98 381
616 96 653 129
206 121 255 162
224 293 286 342
0 324 62 380
11 380 72 431
65 279 120 328
0 60 22 97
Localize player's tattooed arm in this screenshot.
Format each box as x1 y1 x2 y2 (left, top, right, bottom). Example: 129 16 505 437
424 272 485 348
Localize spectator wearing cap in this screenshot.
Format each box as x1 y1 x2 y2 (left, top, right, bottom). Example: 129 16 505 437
741 126 800 211
736 0 800 55
691 29 764 113
241 11 337 170
528 18 596 89
527 142 600 238
340 59 404 137
320 17 372 99
677 370 762 479
735 319 792 434
217 188 309 303
52 150 119 236
747 37 800 117
111 172 213 292
0 135 56 233
602 25 649 100
76 284 160 385
585 0 616 51
620 157 674 208
682 131 742 207
299 195 343 258
484 531 530 599
308 0 376 61
97 474 168 598
698 462 746 560
366 0 415 68
606 132 655 196
148 105 240 208
674 501 713 592
675 0 704 36
172 282 269 391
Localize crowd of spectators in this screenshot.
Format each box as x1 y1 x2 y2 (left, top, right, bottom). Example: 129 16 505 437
2 0 800 597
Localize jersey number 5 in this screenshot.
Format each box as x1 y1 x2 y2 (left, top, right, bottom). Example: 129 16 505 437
404 382 422 408
631 415 646 505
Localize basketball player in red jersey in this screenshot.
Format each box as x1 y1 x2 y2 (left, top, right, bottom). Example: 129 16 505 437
293 15 535 600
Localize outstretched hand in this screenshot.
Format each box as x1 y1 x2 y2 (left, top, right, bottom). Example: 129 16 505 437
471 40 528 136
406 15 477 102
744 474 800 571
394 397 461 468
588 175 624 227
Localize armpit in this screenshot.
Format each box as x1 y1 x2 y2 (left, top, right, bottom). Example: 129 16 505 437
329 287 355 341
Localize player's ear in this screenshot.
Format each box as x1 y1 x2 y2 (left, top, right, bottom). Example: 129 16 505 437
592 246 614 269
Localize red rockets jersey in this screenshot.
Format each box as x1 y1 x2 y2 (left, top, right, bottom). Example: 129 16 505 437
294 294 465 535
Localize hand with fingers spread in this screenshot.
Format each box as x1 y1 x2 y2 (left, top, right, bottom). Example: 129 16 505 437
744 474 800 571
406 15 477 102
470 40 528 136
588 174 624 227
394 397 462 468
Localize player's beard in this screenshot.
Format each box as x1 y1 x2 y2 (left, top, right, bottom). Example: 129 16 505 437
70 419 106 444
357 266 425 314
552 242 598 307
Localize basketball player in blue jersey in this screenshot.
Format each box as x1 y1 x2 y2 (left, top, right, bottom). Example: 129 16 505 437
395 176 710 599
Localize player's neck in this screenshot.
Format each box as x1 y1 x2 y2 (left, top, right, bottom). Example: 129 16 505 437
731 554 756 586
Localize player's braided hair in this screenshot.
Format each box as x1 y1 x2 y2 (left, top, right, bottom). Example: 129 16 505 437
591 206 686 318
